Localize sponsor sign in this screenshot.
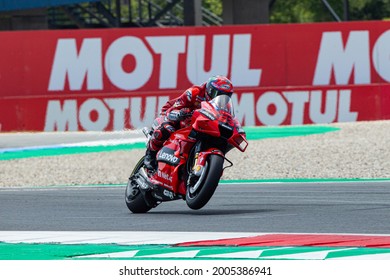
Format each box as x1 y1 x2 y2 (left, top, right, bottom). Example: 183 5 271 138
1 21 390 131
1 85 389 131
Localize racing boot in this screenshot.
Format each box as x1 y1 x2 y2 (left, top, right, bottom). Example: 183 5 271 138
144 147 157 172
143 123 172 172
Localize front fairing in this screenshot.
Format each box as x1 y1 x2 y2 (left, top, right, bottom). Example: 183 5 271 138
192 95 248 152
194 95 236 135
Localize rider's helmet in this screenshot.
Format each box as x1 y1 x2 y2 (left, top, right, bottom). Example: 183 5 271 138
205 75 234 101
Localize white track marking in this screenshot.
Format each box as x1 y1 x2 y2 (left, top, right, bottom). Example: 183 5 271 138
0 231 261 245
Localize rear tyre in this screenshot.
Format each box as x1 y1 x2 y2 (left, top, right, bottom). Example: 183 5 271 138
125 156 153 213
186 154 224 210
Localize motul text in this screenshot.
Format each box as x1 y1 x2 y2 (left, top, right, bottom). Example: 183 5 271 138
44 89 358 131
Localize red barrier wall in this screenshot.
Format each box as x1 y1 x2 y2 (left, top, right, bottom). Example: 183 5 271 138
1 21 390 131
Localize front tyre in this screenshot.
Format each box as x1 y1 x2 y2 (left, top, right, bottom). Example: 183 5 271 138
125 156 153 213
186 154 224 210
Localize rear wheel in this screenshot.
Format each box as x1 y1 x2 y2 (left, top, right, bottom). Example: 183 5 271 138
185 154 224 210
125 156 153 213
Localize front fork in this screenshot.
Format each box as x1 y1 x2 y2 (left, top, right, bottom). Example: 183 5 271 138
187 142 225 186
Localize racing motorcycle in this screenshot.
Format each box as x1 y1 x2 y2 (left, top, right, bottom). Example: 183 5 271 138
125 95 248 213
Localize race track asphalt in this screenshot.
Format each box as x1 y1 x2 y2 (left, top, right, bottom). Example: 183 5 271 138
1 181 390 233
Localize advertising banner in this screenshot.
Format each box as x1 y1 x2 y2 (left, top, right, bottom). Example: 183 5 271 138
1 84 389 132
1 21 390 131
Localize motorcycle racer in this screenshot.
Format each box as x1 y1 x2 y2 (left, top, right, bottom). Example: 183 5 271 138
126 83 249 213
144 75 235 171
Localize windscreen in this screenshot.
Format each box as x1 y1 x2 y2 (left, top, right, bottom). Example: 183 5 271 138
209 95 235 117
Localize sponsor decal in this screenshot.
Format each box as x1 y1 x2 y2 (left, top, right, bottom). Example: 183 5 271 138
159 152 179 165
196 95 206 102
163 189 174 200
157 147 180 166
136 177 150 190
199 109 217 120
221 84 232 90
186 90 192 101
173 99 185 108
219 122 234 131
157 170 173 183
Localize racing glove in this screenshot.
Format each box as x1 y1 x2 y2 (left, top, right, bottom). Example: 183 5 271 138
168 108 192 122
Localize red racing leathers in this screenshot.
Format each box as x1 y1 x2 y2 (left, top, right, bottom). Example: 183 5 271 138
144 81 244 171
147 84 208 152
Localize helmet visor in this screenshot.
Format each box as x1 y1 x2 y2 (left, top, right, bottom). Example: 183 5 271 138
207 87 232 99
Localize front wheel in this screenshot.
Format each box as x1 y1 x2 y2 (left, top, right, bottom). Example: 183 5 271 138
186 154 224 210
125 156 153 213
